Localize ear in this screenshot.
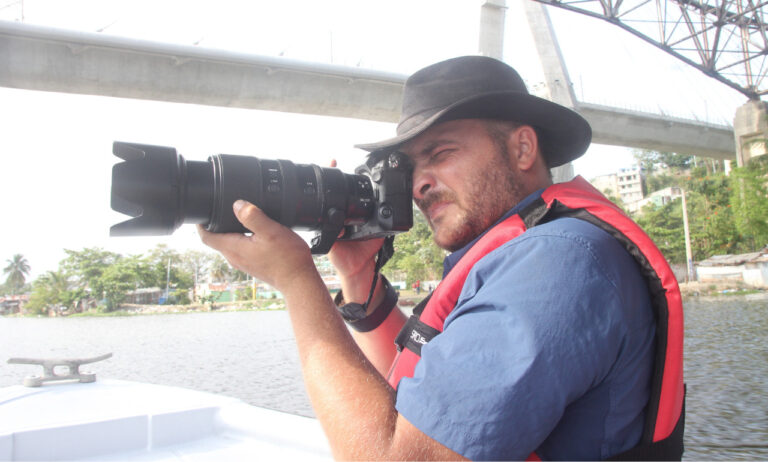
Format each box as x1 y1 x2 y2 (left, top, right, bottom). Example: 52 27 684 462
512 125 540 171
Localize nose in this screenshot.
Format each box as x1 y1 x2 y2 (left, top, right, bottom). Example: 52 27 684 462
412 165 435 201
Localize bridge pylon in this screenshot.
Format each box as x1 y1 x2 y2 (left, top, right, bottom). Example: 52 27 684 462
734 101 768 167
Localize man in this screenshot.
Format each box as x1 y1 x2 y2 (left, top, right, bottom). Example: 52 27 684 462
200 56 684 460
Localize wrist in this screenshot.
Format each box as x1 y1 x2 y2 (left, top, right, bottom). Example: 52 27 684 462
337 264 378 304
335 276 398 332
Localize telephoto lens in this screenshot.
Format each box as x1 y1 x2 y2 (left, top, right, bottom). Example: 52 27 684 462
110 141 412 254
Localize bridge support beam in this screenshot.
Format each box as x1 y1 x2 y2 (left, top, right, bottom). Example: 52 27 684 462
522 0 577 182
733 100 768 167
479 0 507 59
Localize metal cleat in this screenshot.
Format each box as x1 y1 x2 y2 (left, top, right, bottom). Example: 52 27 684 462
7 353 113 387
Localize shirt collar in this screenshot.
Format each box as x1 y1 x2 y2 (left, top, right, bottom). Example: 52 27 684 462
442 189 545 278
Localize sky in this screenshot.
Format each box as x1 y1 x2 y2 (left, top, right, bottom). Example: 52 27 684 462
0 0 749 280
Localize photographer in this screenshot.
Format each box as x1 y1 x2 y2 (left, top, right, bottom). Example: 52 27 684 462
200 56 684 460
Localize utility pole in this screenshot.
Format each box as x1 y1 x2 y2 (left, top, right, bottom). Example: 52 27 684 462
681 190 695 282
165 257 171 301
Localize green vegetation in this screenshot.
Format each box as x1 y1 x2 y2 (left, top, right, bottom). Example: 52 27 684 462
3 254 30 295
22 245 221 315
631 151 768 264
384 207 445 286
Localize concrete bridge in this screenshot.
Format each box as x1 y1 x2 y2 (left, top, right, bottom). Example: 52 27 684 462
0 2 744 176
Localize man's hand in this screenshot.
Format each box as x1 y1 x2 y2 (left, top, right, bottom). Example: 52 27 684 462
198 200 315 292
327 158 385 303
328 237 384 299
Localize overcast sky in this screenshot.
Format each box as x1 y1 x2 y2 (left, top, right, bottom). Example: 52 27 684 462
0 0 748 280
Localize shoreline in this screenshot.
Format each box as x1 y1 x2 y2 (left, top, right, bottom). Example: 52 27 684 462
5 285 766 318
678 281 768 298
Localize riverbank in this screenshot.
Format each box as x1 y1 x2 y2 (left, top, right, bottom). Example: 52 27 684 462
678 281 768 298
75 299 287 317
7 284 765 318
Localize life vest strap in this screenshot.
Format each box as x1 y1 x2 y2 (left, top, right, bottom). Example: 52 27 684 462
394 313 440 356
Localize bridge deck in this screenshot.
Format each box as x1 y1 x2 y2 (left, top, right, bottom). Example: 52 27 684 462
0 21 734 160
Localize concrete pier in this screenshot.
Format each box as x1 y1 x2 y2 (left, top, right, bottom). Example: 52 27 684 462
733 100 768 167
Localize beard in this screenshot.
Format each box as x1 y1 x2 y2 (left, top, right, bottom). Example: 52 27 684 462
416 146 525 252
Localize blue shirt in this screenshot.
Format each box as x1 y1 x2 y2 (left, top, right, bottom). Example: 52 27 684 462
395 192 656 460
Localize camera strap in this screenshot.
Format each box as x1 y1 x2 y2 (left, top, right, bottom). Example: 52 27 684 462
334 235 398 332
363 235 395 309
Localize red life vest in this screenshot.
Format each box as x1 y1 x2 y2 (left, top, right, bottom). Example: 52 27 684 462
388 176 685 460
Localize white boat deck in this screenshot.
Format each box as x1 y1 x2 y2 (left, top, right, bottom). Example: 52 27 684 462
0 379 331 461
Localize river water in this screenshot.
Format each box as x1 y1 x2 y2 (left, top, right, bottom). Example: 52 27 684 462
1 296 766 460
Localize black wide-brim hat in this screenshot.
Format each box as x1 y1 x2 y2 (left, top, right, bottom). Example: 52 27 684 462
356 56 592 167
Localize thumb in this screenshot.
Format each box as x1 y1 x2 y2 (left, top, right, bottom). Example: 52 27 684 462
233 199 272 233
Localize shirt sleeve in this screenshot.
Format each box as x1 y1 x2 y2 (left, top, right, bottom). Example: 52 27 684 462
394 221 642 460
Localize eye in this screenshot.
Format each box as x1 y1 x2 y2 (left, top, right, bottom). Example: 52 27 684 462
430 148 454 161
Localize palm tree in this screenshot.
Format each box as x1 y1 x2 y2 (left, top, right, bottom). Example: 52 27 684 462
209 254 233 283
4 254 31 295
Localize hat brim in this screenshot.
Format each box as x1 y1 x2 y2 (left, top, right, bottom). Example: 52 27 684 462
355 91 591 168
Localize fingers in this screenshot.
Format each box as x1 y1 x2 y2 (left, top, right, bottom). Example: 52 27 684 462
197 223 246 256
196 200 260 256
197 200 276 252
329 159 337 168
198 200 312 289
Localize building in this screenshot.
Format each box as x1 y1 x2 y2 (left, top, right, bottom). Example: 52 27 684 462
590 173 619 199
617 166 644 204
626 186 683 215
696 248 768 287
0 294 29 315
589 166 644 206
125 287 164 305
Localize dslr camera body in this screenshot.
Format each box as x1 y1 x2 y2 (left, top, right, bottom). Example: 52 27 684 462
110 141 413 254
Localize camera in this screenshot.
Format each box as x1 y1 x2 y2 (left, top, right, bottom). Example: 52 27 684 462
110 141 413 254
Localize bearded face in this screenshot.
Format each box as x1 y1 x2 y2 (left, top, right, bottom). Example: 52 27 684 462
413 134 524 252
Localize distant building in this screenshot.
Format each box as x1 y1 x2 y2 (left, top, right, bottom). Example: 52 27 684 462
196 281 283 301
589 166 644 206
590 173 620 199
0 294 29 315
696 248 768 287
617 166 644 204
125 287 164 305
626 186 683 215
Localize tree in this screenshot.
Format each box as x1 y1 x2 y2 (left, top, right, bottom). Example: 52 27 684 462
179 250 215 301
635 200 687 264
3 254 30 295
632 149 692 172
145 244 194 291
61 248 120 298
385 208 445 286
645 173 679 194
99 255 155 311
209 253 239 301
729 156 768 251
25 270 78 315
210 254 234 283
